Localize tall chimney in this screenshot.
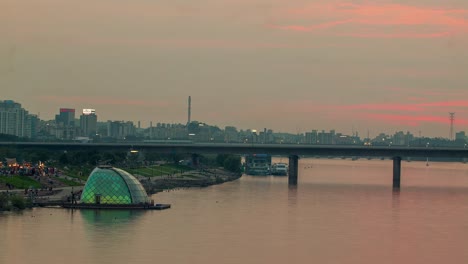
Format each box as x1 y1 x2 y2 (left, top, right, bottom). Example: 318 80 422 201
188 96 191 125
449 112 455 140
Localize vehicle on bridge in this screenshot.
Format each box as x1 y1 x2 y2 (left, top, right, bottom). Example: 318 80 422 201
245 154 271 175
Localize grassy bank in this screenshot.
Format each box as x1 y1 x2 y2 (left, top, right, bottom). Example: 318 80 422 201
0 193 30 211
141 169 242 194
125 164 193 178
0 163 240 199
0 164 214 191
0 175 42 189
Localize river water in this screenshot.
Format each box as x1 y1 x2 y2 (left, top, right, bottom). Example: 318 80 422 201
1 158 468 264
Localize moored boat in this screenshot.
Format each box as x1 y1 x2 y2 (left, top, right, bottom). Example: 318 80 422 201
245 154 271 175
271 163 288 176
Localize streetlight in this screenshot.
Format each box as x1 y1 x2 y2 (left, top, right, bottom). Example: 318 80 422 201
426 142 430 166
464 144 467 164
129 149 139 172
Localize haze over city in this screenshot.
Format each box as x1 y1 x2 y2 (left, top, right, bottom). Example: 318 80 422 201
2 0 468 137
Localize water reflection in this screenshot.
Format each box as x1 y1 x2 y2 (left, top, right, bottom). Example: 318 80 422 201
78 209 146 259
392 188 400 210
78 209 145 241
3 160 468 264
391 188 401 231
79 209 144 226
287 185 298 207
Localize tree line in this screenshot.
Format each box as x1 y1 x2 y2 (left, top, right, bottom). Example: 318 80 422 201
0 147 241 173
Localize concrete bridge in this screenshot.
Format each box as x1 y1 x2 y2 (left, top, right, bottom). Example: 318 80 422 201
1 142 467 188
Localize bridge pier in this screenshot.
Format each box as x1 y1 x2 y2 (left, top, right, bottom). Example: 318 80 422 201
191 154 200 168
393 156 401 189
288 155 299 185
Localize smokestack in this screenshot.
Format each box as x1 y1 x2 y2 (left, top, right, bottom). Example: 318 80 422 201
150 121 153 139
188 96 191 125
449 112 455 140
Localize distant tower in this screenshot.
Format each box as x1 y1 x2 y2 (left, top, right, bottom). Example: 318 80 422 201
150 121 153 139
188 96 191 125
449 112 455 140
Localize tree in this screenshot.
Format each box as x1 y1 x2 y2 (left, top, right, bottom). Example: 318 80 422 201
216 154 228 166
59 153 69 164
223 155 241 173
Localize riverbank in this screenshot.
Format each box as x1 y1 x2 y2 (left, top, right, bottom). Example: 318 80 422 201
0 167 242 208
138 167 242 195
0 192 31 211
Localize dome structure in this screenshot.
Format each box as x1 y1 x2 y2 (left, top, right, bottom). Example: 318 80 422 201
80 166 150 205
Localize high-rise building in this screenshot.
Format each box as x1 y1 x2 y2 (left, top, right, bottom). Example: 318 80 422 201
53 108 76 140
107 121 136 139
0 100 37 138
305 130 318 144
55 108 75 127
80 109 97 137
455 131 466 142
224 126 238 142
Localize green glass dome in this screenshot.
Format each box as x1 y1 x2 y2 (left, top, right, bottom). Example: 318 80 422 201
80 166 150 205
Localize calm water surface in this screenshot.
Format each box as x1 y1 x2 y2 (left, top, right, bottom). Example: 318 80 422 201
1 159 468 264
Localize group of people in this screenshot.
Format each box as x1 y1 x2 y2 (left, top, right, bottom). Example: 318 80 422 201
68 190 83 204
0 166 60 178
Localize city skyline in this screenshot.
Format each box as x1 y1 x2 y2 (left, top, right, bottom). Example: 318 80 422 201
2 99 467 141
2 0 468 137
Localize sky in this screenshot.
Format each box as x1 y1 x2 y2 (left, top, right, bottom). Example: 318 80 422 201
1 0 468 138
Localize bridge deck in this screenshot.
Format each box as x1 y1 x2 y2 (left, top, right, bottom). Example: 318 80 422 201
1 142 467 158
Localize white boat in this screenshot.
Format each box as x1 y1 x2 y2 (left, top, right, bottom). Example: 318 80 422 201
271 163 288 176
245 154 271 175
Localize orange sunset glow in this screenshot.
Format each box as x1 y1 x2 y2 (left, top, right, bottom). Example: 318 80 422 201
1 0 468 137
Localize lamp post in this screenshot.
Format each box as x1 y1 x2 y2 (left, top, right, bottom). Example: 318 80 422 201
130 149 139 175
464 144 467 163
426 142 430 166
189 133 195 143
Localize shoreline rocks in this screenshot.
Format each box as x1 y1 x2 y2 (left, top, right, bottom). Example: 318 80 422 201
141 169 242 195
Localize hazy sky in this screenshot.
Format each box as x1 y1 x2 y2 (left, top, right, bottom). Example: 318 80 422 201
1 0 468 137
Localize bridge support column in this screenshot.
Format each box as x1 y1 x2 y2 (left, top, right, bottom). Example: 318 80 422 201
288 155 299 185
191 154 200 168
393 156 401 189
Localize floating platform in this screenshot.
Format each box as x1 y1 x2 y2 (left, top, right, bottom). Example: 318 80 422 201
41 203 171 210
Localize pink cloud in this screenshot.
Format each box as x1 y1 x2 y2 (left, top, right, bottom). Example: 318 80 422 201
252 98 468 117
270 3 468 38
341 31 452 38
39 95 169 107
362 113 468 126
419 101 468 108
268 19 354 32
259 97 468 128
335 99 468 127
336 100 468 113
64 36 308 50
339 103 424 112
